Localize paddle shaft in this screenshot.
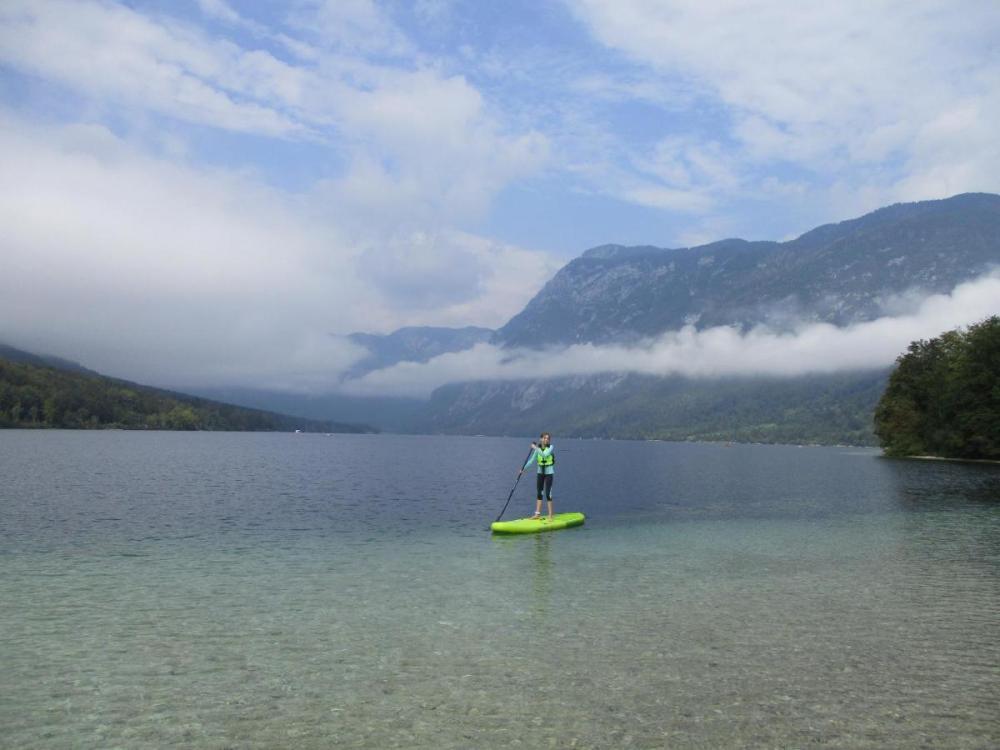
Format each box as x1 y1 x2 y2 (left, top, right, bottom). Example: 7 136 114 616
494 447 536 522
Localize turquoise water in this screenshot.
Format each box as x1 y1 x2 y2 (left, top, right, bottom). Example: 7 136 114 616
1 431 998 748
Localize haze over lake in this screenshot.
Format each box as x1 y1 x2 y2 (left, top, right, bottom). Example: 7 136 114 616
2 431 997 748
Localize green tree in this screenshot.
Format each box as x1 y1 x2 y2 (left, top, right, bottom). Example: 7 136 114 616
43 396 59 425
875 316 1000 459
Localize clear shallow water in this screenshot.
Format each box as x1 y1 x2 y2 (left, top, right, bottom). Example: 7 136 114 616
1 431 998 749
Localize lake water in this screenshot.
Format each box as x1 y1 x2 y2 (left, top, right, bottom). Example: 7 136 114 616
1 431 998 749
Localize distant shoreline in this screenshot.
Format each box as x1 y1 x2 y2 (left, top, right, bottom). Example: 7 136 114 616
889 454 1000 466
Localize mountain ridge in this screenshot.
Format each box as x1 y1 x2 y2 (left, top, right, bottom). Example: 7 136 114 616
495 192 1000 347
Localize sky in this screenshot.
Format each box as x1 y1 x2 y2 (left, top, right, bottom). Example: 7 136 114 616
1 0 998 394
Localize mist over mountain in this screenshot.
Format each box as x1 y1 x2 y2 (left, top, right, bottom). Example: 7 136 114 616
10 193 997 445
345 326 493 378
0 343 98 376
326 193 999 444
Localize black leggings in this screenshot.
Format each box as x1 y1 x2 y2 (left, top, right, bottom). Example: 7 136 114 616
536 473 554 501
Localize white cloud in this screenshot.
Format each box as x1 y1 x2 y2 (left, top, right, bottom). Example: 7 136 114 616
196 0 245 27
356 229 561 321
0 1 564 393
325 68 550 226
568 72 694 110
567 0 1000 217
0 115 555 390
290 0 414 57
0 0 311 137
571 1 977 138
619 137 742 214
620 184 713 213
0 116 364 389
894 98 1000 201
340 272 1000 397
0 0 547 228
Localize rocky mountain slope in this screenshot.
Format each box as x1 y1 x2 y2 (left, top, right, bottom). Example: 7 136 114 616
495 193 1000 346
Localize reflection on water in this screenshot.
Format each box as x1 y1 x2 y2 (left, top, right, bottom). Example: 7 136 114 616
490 532 557 624
530 534 553 621
0 432 997 748
884 457 1000 510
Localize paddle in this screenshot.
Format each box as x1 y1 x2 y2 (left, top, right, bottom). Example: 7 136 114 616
494 446 536 523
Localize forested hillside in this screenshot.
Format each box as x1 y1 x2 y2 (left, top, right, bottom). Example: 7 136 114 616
423 370 889 446
0 357 372 433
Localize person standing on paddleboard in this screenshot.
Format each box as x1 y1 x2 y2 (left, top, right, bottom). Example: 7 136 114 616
520 432 555 521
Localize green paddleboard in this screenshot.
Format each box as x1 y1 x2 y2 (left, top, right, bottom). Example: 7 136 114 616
491 512 585 534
